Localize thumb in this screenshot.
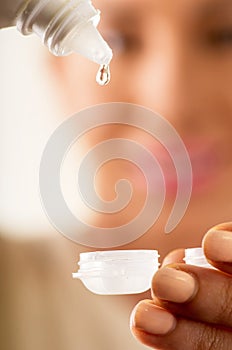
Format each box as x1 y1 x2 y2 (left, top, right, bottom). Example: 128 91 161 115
202 222 232 274
161 248 185 267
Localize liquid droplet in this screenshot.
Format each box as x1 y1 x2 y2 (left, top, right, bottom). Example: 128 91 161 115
96 64 111 86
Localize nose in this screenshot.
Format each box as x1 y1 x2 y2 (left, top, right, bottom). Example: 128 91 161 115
127 44 200 135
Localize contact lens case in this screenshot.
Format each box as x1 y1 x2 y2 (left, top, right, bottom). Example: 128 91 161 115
184 247 214 268
73 247 214 295
72 250 160 295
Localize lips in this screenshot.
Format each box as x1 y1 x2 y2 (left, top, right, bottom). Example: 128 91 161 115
186 140 221 193
133 138 222 196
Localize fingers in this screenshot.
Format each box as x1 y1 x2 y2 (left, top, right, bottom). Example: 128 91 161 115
130 300 232 350
161 249 185 267
203 222 232 274
151 263 232 328
131 223 232 349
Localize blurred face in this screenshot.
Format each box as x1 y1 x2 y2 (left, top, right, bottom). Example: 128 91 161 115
52 0 232 256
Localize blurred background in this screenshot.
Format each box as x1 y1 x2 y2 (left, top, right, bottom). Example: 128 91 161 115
0 27 62 237
0 27 147 350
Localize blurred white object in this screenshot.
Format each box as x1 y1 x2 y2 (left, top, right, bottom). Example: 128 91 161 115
184 247 214 268
73 249 160 295
0 29 61 237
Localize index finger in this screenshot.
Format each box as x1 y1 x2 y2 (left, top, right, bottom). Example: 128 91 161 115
152 263 232 329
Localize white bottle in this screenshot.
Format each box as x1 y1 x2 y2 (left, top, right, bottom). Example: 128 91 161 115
0 0 113 66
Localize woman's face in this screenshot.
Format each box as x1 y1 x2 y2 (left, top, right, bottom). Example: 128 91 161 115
53 0 232 256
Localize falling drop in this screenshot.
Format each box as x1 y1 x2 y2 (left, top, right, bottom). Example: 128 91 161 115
96 64 111 86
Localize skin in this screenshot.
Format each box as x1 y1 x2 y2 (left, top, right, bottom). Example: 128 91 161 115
130 223 232 350
47 0 232 348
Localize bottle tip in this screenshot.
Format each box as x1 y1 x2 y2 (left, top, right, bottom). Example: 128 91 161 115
63 22 113 65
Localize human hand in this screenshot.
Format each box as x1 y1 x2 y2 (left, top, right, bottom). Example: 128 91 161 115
130 223 232 350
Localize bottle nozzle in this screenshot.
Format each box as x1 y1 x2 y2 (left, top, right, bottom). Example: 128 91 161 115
63 22 113 65
16 0 113 84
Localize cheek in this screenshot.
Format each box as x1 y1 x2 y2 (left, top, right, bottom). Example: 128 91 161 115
62 58 134 111
60 56 111 111
55 44 146 113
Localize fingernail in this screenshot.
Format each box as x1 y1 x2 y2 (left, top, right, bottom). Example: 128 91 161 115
152 267 197 303
203 227 232 262
161 249 185 267
131 301 176 335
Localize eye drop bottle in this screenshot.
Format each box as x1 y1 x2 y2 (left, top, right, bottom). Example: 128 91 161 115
0 0 112 66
